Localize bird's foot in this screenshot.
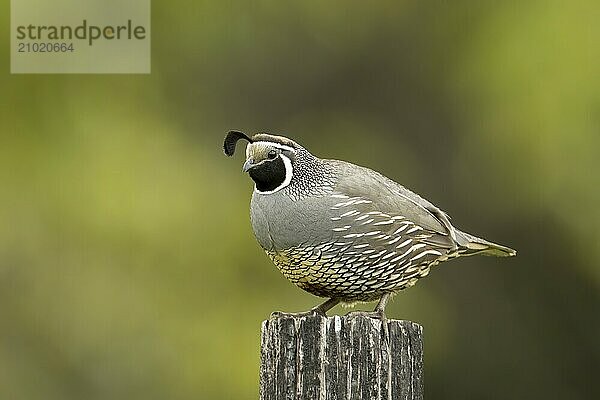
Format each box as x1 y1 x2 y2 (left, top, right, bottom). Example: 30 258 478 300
270 307 326 319
270 298 339 319
345 310 389 341
345 309 386 320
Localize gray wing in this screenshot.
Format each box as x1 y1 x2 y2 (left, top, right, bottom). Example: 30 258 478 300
329 160 458 250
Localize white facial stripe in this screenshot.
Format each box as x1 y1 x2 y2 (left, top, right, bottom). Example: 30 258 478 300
246 141 295 159
255 141 296 153
255 154 293 195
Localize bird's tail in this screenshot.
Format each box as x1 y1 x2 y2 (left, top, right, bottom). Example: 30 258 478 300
455 230 516 257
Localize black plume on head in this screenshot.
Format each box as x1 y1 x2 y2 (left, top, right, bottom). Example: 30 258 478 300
223 130 254 156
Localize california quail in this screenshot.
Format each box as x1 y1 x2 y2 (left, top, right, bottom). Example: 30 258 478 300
223 131 516 318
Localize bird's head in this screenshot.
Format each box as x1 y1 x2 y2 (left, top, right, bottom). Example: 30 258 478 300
223 131 304 194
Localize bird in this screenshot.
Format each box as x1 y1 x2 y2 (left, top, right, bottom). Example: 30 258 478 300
223 130 516 320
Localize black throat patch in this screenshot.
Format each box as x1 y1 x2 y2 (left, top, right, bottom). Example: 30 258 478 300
248 156 287 192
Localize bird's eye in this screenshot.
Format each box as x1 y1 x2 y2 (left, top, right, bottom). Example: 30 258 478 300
267 150 278 159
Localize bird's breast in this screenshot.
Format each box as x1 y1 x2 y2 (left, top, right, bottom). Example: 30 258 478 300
250 190 335 251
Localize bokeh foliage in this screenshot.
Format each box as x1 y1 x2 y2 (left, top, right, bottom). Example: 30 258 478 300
1 1 598 399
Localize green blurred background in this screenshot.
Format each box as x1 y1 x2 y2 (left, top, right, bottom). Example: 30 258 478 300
1 1 599 399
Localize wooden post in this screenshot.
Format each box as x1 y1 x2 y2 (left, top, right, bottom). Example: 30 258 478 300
260 314 423 400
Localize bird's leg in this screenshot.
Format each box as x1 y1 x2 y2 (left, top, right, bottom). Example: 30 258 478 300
345 293 391 339
375 292 390 317
270 298 340 319
312 297 341 315
346 293 390 319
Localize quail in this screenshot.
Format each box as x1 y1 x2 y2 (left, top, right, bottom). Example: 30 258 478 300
223 131 516 319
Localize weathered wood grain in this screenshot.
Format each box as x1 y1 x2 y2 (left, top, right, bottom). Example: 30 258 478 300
260 315 423 400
